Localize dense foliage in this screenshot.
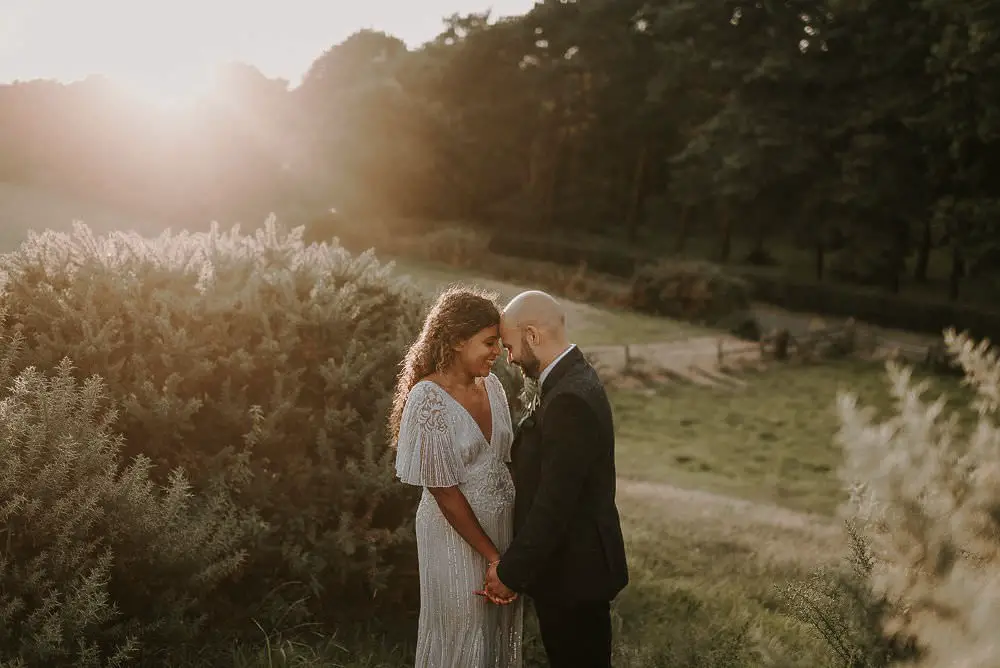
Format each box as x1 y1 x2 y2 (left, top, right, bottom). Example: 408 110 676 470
0 218 445 663
629 260 751 325
0 341 249 666
4 0 1000 308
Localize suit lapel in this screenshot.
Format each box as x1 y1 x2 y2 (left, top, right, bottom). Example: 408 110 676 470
540 346 584 398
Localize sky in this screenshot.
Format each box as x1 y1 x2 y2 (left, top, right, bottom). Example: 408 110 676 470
0 0 537 97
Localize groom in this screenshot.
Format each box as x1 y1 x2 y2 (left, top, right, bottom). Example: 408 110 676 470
484 290 628 667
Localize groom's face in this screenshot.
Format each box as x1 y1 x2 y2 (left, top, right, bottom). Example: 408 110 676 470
501 323 542 380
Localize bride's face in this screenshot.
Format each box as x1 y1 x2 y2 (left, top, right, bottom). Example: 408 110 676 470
456 325 502 377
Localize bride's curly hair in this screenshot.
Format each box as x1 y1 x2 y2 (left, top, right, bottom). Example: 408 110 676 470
388 285 500 445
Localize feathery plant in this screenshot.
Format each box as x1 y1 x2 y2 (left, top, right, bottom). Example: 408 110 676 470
783 328 1000 668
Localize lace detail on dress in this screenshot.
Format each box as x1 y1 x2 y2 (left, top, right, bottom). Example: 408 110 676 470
394 383 468 487
415 385 449 434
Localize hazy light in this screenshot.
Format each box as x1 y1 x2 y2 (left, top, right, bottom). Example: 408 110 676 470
0 0 538 90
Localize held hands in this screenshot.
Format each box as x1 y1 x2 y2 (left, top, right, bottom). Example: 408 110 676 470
474 560 518 605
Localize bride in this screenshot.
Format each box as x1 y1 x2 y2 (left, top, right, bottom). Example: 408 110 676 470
388 286 523 668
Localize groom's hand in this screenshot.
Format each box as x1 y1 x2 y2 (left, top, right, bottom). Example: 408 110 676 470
485 562 516 602
473 562 517 604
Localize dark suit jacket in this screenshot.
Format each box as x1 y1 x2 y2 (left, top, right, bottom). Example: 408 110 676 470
496 346 629 604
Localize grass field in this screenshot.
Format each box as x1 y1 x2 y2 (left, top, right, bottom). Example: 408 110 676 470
615 361 888 516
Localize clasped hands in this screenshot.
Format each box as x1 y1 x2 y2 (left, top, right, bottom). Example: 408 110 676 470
474 559 517 605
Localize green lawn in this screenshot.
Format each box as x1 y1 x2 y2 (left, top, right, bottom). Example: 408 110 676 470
389 257 713 346
611 359 970 516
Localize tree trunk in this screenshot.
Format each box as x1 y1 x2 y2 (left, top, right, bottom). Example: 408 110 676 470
815 238 825 281
913 217 932 283
625 145 648 243
948 245 964 301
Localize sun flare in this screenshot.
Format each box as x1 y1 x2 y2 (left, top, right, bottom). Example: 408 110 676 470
118 67 214 110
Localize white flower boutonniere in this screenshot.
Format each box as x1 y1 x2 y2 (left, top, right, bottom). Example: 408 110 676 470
516 392 540 434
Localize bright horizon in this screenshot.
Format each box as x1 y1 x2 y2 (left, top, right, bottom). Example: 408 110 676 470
0 0 537 101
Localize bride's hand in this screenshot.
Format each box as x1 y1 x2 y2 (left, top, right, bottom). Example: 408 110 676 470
475 588 518 605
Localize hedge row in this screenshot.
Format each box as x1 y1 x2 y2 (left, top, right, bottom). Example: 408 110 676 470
739 271 1000 342
487 232 1000 342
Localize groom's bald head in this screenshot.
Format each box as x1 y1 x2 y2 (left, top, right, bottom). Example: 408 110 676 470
500 290 569 379
502 290 565 334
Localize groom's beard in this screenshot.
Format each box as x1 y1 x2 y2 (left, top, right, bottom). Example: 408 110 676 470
519 339 542 380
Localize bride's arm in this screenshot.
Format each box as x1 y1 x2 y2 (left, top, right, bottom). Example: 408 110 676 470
394 383 501 564
428 487 501 563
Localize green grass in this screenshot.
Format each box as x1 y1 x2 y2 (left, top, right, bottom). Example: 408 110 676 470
220 485 839 667
611 359 970 516
389 257 713 346
611 492 830 666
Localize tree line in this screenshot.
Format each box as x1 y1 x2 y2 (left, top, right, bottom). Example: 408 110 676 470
2 0 999 302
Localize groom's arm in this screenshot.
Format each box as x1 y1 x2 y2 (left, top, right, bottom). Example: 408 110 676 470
496 392 602 592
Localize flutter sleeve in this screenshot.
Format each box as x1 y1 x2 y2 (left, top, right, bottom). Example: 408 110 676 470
394 382 468 487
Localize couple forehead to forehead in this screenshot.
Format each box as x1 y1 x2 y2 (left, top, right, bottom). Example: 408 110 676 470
432 287 566 343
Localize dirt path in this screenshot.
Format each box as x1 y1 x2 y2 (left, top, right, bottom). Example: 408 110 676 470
617 478 847 568
582 335 761 387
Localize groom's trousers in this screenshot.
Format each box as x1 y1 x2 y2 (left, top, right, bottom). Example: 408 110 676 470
533 597 612 668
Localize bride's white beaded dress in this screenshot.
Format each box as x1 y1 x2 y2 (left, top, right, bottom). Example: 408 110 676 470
395 373 523 668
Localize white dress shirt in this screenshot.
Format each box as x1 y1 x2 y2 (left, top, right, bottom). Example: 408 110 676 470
538 344 577 387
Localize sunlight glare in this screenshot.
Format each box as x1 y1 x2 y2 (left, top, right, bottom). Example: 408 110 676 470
120 67 214 110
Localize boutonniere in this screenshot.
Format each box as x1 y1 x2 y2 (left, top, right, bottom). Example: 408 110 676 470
516 391 540 433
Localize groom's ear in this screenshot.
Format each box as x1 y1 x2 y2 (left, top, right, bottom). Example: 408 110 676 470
524 325 540 346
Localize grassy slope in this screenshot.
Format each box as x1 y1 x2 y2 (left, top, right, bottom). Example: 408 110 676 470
613 360 970 516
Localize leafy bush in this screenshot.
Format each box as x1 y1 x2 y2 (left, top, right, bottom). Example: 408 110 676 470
0 319 250 667
628 260 752 327
0 217 427 625
831 329 1000 667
